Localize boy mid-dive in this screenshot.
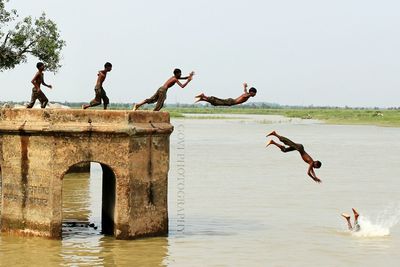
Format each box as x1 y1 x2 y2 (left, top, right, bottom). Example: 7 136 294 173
133 68 195 111
194 82 257 106
266 131 322 183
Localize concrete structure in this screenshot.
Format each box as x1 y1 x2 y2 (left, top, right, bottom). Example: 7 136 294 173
0 108 173 239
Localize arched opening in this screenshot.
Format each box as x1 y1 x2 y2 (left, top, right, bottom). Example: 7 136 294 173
62 162 116 237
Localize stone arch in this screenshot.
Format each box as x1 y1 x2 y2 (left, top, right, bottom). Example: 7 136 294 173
60 159 118 181
61 160 116 236
0 109 173 239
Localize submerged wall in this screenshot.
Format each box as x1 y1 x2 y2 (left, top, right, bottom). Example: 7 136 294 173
0 108 173 239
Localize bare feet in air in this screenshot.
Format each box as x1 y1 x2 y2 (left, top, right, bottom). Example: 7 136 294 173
195 93 204 98
341 213 351 220
266 140 275 147
266 131 276 137
352 208 359 219
194 93 204 103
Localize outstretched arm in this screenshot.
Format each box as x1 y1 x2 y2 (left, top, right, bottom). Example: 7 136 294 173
176 73 194 88
179 71 195 80
307 164 321 183
243 82 248 93
176 79 191 88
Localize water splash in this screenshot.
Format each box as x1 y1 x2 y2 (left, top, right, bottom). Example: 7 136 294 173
352 204 400 237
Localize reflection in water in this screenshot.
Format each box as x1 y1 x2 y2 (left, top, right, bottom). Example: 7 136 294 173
59 163 167 266
61 234 168 266
0 233 168 266
0 235 63 266
62 172 91 223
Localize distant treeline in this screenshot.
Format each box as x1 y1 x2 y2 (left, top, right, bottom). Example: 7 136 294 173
1 101 399 110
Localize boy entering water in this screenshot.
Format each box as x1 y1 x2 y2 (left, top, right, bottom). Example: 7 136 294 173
266 131 322 183
194 82 257 106
341 208 360 231
133 69 194 111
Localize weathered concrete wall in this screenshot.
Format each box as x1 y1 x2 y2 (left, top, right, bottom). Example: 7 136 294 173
0 108 173 239
0 134 3 223
0 169 2 224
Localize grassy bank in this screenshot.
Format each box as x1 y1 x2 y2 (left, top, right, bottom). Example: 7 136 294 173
4 101 398 127
164 107 400 127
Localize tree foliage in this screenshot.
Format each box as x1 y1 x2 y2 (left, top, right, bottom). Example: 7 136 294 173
0 0 65 72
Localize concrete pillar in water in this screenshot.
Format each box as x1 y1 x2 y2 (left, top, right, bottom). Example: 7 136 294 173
0 109 173 239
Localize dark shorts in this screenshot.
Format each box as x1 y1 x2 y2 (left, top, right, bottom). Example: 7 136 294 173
27 88 48 108
90 87 109 106
207 96 236 106
146 87 168 111
279 136 304 152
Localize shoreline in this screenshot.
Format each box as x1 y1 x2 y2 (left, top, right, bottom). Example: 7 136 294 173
166 107 400 127
2 104 399 127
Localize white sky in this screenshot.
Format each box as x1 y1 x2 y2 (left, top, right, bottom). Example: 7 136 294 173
1 0 400 107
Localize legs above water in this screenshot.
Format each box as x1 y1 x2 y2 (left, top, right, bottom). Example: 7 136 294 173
341 209 360 231
266 131 298 153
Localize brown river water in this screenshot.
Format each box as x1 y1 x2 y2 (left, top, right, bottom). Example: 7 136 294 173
1 115 400 266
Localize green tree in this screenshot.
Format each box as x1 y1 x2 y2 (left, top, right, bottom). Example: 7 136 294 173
0 0 65 72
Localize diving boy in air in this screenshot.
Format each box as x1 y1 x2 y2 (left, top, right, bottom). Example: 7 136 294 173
26 62 52 109
266 131 322 183
82 62 112 110
133 68 195 111
194 82 257 106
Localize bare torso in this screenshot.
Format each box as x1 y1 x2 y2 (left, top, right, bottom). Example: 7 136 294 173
301 150 321 182
32 71 43 89
95 70 107 88
300 150 314 165
162 76 178 89
234 93 251 104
